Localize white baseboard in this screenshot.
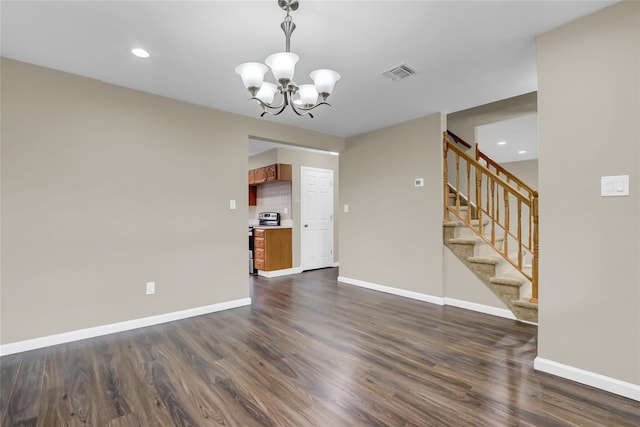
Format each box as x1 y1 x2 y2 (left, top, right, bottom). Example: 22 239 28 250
337 276 445 305
534 357 640 402
258 267 303 278
338 277 528 323
0 297 251 356
443 297 516 320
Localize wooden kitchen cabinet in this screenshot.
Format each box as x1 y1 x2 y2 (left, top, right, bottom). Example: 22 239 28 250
253 228 292 271
265 164 277 182
248 163 292 207
249 185 257 206
254 167 267 184
248 163 292 186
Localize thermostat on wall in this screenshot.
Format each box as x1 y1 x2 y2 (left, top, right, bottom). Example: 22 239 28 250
414 178 424 187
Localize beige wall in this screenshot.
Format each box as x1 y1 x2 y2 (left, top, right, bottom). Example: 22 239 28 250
537 1 639 385
502 159 538 190
339 113 446 295
249 147 340 267
248 148 278 169
447 92 538 147
0 58 344 344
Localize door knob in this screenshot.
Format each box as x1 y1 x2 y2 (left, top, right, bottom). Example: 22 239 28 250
304 224 309 228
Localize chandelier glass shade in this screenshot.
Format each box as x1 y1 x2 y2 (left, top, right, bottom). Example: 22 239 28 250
235 0 340 118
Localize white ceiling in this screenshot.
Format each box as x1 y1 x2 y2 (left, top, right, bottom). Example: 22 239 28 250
1 1 616 138
477 114 538 164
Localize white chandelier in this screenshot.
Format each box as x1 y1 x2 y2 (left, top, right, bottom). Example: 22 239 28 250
235 0 340 118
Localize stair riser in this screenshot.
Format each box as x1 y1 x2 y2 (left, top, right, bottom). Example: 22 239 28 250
487 284 520 302
511 305 538 323
475 242 504 257
443 226 456 242
455 226 477 238
468 262 496 283
448 243 475 260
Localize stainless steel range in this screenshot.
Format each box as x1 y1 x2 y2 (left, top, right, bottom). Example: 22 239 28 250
258 212 281 226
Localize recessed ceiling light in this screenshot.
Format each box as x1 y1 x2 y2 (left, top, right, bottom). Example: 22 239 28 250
131 48 150 58
518 150 527 154
497 141 507 145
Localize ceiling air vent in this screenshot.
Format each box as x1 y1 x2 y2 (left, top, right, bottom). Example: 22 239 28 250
381 64 417 81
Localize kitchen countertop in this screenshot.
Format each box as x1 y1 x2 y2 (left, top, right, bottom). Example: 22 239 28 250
249 219 293 229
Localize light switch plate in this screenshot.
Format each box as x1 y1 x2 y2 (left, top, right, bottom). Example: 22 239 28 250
414 178 424 187
146 282 155 295
230 199 236 209
601 175 629 197
343 204 349 213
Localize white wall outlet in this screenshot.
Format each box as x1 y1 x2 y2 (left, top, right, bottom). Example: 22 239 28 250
414 178 424 187
344 204 349 213
146 282 155 295
284 207 289 215
601 175 629 197
229 199 236 210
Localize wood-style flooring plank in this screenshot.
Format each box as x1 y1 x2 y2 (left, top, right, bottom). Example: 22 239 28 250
1 351 45 426
1 268 639 426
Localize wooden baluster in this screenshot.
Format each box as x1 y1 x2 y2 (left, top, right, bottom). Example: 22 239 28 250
503 188 509 258
517 199 523 269
455 155 461 217
466 161 471 221
529 198 533 249
496 179 501 224
443 134 449 222
490 178 496 245
531 192 539 304
476 168 483 235
486 171 490 221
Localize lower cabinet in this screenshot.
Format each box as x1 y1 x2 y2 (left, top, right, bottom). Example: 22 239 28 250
253 228 292 271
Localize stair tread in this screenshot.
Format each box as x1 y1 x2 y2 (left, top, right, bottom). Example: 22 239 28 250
448 237 477 245
468 256 500 265
490 277 525 287
513 299 538 309
443 218 490 228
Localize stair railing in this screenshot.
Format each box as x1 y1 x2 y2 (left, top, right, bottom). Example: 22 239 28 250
443 132 538 303
476 143 536 202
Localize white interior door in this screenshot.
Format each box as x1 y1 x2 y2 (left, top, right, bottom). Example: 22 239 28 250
301 167 334 271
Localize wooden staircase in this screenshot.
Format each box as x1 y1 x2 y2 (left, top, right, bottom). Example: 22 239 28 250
443 131 539 323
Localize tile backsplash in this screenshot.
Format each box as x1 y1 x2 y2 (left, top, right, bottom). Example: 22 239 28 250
249 181 292 220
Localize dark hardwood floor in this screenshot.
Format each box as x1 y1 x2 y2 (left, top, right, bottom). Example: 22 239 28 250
1 268 638 426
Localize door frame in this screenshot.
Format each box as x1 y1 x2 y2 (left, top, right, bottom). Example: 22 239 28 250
300 166 334 271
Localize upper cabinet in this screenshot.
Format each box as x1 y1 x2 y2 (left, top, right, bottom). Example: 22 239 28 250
253 167 267 184
248 163 292 206
248 163 292 186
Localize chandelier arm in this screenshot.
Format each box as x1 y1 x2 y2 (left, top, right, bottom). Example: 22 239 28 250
289 101 313 117
249 96 286 111
290 101 332 114
251 96 288 117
